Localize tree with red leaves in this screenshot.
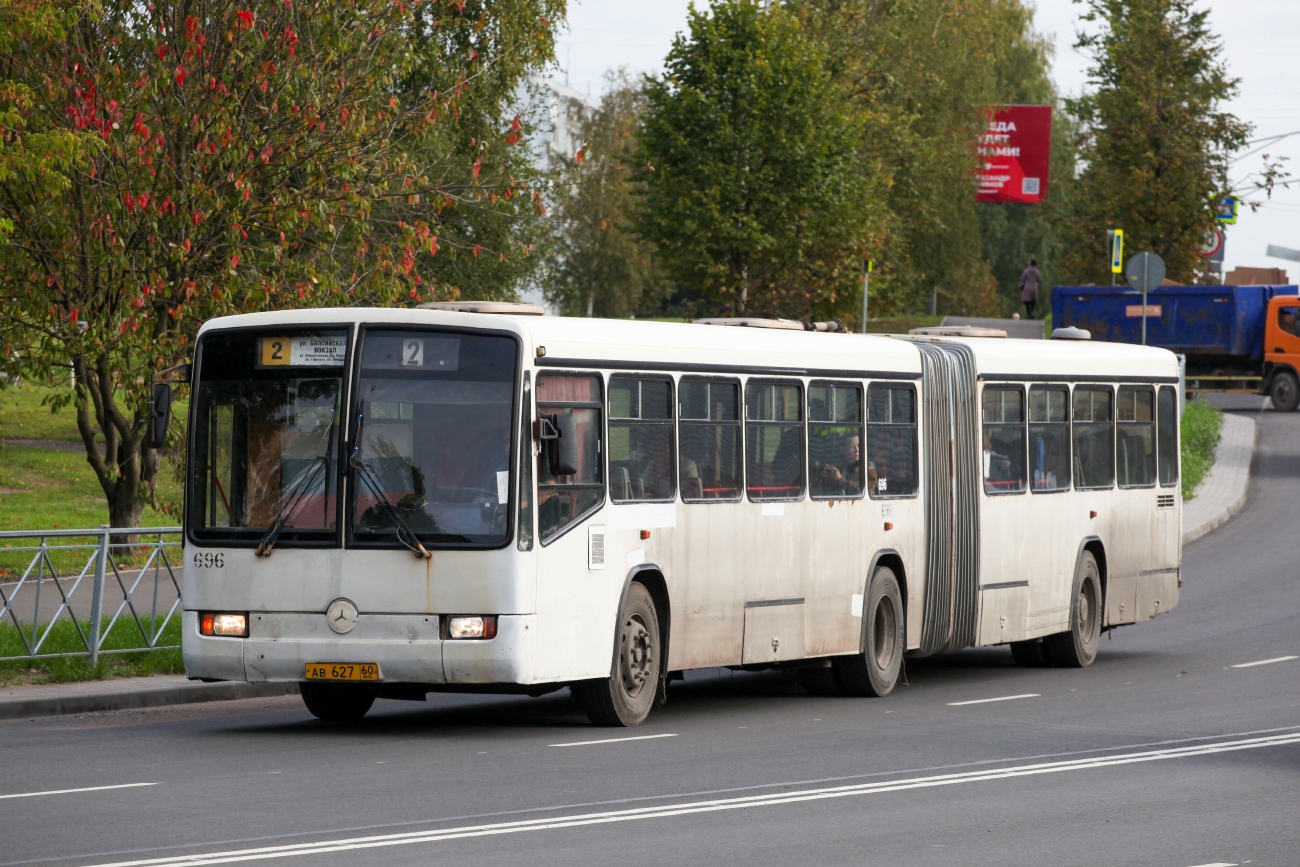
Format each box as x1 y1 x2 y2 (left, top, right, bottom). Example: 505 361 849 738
0 0 561 530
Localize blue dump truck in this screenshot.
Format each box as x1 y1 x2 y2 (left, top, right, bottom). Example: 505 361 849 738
1052 283 1300 410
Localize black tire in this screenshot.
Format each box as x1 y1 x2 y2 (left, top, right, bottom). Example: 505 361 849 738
300 683 376 721
573 583 661 726
797 664 843 696
1270 371 1300 412
1044 551 1103 668
834 565 904 697
1009 638 1052 667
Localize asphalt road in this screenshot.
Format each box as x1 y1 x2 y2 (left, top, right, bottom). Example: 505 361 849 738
2 397 1296 867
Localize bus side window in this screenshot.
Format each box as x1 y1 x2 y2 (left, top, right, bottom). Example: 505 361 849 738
1117 386 1156 488
1158 386 1178 487
679 379 742 502
1028 385 1070 492
808 381 864 499
536 373 604 545
866 383 918 498
608 376 675 503
981 386 1026 494
745 380 804 501
1072 386 1114 489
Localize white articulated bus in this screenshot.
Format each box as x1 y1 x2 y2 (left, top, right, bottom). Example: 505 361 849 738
170 304 1182 725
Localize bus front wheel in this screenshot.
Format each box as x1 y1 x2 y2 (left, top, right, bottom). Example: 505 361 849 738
300 683 376 721
1045 551 1102 668
834 565 904 697
573 582 661 726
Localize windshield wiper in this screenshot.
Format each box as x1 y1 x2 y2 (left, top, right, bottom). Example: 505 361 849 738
350 409 432 560
256 410 338 558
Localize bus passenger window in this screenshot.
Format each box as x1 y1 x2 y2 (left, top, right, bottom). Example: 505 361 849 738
536 374 604 544
1028 385 1070 492
809 382 864 499
1072 386 1114 489
608 377 675 502
745 380 804 501
866 384 918 498
982 387 1026 494
1158 386 1178 487
679 379 742 501
1117 386 1156 487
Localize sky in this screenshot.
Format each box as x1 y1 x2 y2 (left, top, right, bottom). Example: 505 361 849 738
551 0 1300 278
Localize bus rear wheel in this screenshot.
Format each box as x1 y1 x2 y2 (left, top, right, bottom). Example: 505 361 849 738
573 582 660 727
834 565 904 697
1045 551 1102 668
300 683 376 721
1270 371 1300 412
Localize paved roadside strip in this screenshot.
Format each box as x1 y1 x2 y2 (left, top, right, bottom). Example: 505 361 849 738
1183 412 1256 545
0 676 297 721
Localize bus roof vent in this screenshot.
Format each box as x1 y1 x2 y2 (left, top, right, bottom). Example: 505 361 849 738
1051 326 1092 340
694 317 848 332
907 325 1007 338
417 301 546 315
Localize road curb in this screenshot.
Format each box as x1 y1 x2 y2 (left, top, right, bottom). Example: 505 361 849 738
1183 412 1257 545
0 678 299 721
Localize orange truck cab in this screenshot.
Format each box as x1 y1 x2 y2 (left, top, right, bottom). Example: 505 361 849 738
1263 295 1300 411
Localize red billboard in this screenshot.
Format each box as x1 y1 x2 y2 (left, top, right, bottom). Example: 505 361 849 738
976 104 1052 204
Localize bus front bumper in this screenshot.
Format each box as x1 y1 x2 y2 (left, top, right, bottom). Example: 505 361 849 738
182 611 537 686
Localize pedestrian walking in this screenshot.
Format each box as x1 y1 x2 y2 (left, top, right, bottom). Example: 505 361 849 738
1019 258 1041 319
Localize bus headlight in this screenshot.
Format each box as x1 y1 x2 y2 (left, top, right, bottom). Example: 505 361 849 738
199 612 249 638
444 616 498 640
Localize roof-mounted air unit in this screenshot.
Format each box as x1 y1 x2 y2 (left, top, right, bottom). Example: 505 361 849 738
418 301 546 315
694 318 848 332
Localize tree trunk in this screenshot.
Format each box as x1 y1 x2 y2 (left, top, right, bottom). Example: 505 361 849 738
71 351 158 543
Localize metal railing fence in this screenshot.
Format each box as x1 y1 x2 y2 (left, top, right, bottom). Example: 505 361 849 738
0 526 183 663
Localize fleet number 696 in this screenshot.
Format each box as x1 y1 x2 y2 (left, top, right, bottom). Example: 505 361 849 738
193 552 224 568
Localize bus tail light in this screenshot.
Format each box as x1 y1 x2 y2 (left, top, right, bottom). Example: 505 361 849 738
443 616 498 640
199 612 249 637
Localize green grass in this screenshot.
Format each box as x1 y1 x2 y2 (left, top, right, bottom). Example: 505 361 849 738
0 381 88 441
0 615 183 685
865 315 943 334
1181 400 1223 501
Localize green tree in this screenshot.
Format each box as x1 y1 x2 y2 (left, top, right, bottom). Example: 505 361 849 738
977 0 1079 315
542 73 671 318
1062 0 1249 284
0 0 560 530
634 0 883 321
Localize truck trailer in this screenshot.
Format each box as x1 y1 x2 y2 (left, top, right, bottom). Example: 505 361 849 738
1052 283 1300 410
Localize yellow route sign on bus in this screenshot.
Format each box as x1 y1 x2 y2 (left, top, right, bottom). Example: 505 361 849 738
258 335 347 368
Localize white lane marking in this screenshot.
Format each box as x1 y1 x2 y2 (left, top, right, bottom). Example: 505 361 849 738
1184 862 1236 866
549 733 678 748
1230 655 1297 669
83 732 1300 867
947 693 1040 706
0 782 159 801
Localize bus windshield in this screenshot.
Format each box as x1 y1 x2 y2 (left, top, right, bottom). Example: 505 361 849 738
190 328 349 542
350 328 517 548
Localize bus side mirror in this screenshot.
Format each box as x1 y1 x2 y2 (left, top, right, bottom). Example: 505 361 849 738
144 383 173 450
534 413 579 476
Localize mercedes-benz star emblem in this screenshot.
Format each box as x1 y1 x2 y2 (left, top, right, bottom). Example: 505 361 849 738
325 598 358 634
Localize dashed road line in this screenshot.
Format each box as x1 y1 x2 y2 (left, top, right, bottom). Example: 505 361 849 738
0 782 159 801
946 693 1040 706
549 733 678 748
1230 655 1296 669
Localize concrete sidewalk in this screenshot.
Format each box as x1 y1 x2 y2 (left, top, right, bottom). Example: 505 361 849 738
0 676 297 721
1183 412 1257 545
0 409 1261 722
